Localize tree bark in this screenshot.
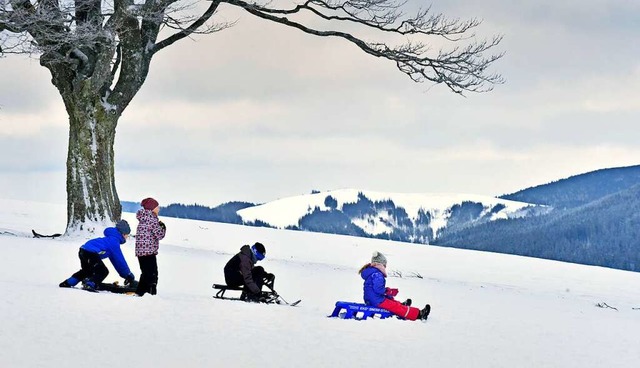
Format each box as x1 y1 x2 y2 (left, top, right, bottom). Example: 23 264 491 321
65 97 121 232
43 50 124 233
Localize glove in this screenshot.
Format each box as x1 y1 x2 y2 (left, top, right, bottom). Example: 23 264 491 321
385 287 399 297
158 221 166 231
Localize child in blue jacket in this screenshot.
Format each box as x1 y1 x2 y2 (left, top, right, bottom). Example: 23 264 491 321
59 220 137 292
359 251 430 320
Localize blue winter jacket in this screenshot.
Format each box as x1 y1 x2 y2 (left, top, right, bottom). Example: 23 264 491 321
81 227 132 278
361 265 387 306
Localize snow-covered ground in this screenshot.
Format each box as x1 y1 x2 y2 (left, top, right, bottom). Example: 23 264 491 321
1 198 639 367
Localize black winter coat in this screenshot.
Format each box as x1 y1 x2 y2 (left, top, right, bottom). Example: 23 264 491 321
223 245 260 293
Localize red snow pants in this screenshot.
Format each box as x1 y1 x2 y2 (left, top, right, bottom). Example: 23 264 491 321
378 298 420 321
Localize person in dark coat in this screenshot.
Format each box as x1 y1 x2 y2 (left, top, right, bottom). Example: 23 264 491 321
224 242 274 301
359 251 431 321
59 220 137 292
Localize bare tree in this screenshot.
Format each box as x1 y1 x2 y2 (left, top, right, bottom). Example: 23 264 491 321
1 0 503 233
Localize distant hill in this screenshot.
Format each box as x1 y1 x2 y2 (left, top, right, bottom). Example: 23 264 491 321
237 189 547 243
122 201 254 224
121 201 141 213
436 184 640 271
500 165 640 209
122 165 640 273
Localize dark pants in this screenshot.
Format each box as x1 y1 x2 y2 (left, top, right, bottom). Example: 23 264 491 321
136 255 158 296
71 249 109 284
225 266 270 291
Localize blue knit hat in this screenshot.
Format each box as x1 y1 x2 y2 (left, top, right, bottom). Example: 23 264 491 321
116 220 131 235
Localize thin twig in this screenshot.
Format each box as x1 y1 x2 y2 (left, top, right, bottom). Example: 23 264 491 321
595 302 618 311
388 270 403 278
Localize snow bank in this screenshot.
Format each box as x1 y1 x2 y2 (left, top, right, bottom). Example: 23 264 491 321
0 199 639 367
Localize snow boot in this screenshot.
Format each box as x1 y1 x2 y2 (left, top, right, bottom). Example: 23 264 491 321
418 304 431 320
124 279 139 289
149 283 157 295
59 277 79 288
82 279 98 292
260 291 278 303
244 292 261 303
402 298 412 307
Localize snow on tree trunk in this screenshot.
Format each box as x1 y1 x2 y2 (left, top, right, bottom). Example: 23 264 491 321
39 35 133 235
64 97 121 234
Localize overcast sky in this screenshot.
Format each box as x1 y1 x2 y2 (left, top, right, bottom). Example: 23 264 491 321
1 0 640 207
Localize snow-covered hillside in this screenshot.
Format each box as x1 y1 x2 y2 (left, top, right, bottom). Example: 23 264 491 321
238 189 547 239
1 198 639 367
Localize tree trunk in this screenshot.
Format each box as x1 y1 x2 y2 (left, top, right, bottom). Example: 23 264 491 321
64 95 122 233
40 30 153 233
39 27 144 234
28 0 162 234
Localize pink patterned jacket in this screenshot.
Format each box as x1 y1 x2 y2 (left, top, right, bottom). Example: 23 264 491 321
135 209 166 257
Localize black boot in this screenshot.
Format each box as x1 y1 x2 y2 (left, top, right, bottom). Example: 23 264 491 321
81 279 98 292
418 304 431 320
402 298 412 307
245 291 263 303
59 280 72 288
261 291 278 303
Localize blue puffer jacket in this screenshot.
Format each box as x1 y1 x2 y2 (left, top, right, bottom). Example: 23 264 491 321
361 265 387 306
81 227 132 278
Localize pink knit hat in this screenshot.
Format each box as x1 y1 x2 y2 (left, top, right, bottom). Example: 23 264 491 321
141 197 159 211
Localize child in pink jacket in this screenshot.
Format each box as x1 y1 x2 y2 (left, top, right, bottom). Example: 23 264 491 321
135 197 166 296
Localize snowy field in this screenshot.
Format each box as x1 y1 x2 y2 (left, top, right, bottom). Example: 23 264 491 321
1 198 639 367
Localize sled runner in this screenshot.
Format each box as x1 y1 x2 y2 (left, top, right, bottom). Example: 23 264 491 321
76 281 136 295
212 283 301 306
96 281 137 294
212 283 244 299
330 301 394 320
32 230 62 239
63 281 137 295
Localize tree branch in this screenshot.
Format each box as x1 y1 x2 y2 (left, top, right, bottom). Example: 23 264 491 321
224 0 503 93
100 42 121 95
75 0 102 28
151 0 222 54
108 0 146 112
2 0 503 96
140 0 168 53
225 0 478 38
